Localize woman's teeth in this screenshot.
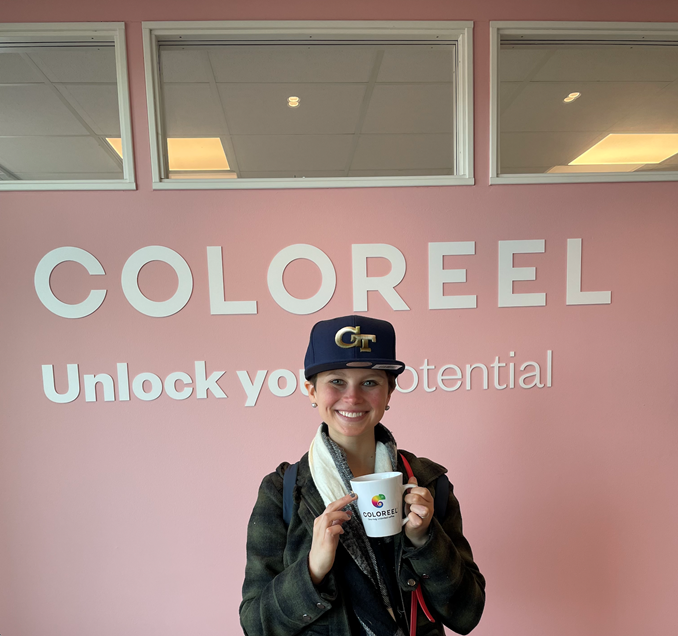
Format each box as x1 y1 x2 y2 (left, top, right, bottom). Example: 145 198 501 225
338 411 365 418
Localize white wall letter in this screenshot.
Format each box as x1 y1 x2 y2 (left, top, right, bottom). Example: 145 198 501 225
352 244 410 312
42 364 80 403
438 364 463 391
207 246 257 315
498 240 546 307
121 246 193 317
165 371 193 400
429 242 476 309
132 372 163 401
84 373 115 402
268 369 297 397
566 238 612 305
395 367 419 394
195 361 227 399
35 247 106 319
267 245 336 315
237 370 267 407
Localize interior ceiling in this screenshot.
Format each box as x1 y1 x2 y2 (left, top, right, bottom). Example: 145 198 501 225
158 44 457 178
0 46 123 181
499 43 678 174
2 40 678 181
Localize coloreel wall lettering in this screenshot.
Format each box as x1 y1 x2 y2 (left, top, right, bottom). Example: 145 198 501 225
34 239 611 319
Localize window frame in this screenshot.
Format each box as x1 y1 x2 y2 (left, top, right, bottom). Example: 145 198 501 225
142 20 474 190
490 21 678 185
0 22 135 191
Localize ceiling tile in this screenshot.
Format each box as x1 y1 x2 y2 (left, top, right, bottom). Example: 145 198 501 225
376 46 455 82
0 85 88 135
162 83 225 136
219 83 365 135
609 82 678 133
0 136 122 174
500 131 602 171
499 48 552 82
351 134 453 171
533 45 678 82
208 45 375 83
160 48 211 83
0 52 43 83
501 82 666 132
362 84 454 134
65 84 121 136
231 134 353 172
30 47 118 83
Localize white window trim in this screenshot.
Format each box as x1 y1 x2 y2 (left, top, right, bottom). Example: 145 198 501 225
142 20 473 190
490 21 678 185
0 22 135 191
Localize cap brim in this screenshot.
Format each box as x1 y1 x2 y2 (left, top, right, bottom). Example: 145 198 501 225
305 359 406 380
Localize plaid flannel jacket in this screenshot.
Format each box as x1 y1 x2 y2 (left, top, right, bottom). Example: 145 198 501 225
240 450 485 636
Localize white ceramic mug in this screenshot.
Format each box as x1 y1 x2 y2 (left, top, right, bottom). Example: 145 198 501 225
349 471 416 538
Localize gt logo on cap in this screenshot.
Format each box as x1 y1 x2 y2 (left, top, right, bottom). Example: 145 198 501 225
335 326 376 352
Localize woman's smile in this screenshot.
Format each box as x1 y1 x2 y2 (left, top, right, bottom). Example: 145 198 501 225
306 368 391 446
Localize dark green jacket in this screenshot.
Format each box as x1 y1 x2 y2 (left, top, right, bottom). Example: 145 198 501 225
240 450 485 636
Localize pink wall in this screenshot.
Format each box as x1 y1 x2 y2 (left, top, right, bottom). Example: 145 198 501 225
2 2 678 636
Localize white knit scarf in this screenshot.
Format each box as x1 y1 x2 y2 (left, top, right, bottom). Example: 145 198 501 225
309 424 395 507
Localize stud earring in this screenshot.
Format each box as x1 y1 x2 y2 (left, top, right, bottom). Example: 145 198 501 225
385 405 390 411
311 403 317 408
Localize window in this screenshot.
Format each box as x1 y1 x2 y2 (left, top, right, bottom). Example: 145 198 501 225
143 21 473 189
0 23 135 191
491 22 678 184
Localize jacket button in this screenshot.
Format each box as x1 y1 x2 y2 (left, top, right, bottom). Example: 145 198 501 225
302 614 311 622
316 603 326 610
422 574 430 579
407 578 417 587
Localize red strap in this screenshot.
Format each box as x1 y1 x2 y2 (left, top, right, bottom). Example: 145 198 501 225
399 453 435 634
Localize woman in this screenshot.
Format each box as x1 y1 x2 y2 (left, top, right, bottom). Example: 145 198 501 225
240 316 485 636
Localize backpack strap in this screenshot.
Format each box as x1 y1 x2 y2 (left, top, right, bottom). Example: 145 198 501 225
282 461 299 526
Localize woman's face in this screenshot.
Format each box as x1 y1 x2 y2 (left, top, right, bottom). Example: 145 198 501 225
305 368 392 447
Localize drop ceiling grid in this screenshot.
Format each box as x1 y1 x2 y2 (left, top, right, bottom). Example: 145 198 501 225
498 43 678 172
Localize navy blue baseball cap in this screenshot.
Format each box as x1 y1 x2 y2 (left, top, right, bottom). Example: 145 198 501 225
304 315 406 380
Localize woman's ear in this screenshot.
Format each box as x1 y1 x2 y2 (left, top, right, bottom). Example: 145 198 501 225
305 380 317 403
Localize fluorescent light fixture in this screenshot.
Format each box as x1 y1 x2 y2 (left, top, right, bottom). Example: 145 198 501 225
106 138 124 158
167 138 230 171
563 92 581 103
106 137 232 173
548 164 642 173
570 134 678 165
169 171 237 179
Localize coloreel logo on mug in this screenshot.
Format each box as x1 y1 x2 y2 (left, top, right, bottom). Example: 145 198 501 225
372 494 385 507
350 472 416 538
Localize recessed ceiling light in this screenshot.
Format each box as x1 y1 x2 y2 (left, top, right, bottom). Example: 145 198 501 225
563 92 581 103
287 96 300 108
570 134 678 165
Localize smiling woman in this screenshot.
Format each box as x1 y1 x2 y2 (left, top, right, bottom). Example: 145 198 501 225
240 315 486 636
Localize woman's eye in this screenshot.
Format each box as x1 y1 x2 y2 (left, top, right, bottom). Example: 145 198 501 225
363 380 377 387
330 379 344 386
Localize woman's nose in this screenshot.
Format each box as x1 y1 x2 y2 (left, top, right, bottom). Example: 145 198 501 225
343 384 362 403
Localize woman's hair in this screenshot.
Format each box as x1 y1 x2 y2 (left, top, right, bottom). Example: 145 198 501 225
307 371 397 394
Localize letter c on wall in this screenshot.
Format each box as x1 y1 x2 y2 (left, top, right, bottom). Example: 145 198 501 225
34 247 106 319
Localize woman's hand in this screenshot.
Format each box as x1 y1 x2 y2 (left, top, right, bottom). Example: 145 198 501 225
403 476 434 548
308 492 356 585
